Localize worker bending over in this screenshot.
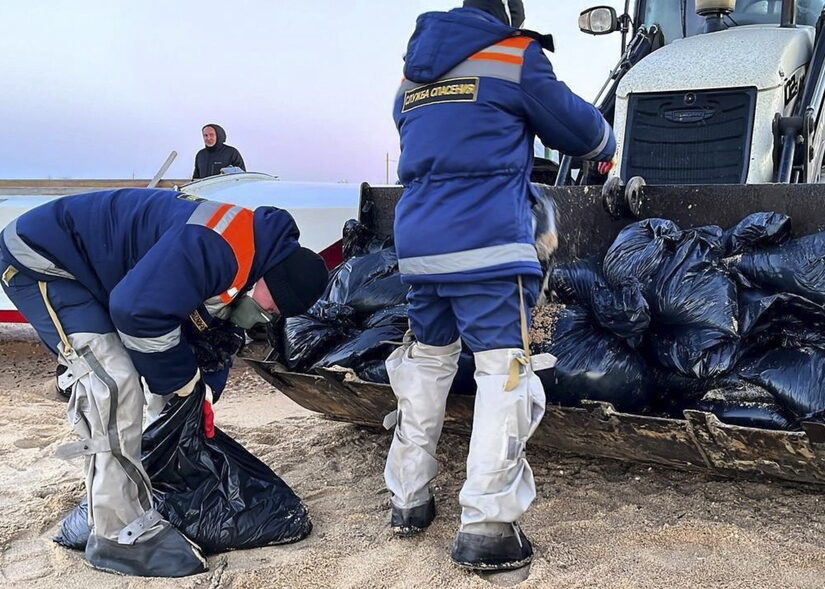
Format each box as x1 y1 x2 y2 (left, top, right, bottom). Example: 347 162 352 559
0 188 328 577
385 0 616 571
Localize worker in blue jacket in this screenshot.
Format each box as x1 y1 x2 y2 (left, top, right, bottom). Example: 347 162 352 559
384 0 616 571
0 188 328 577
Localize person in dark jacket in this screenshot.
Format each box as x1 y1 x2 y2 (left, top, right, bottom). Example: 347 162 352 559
383 0 616 571
192 124 246 179
0 189 328 577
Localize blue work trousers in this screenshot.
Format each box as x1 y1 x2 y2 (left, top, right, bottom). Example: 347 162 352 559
407 276 540 352
1 252 112 353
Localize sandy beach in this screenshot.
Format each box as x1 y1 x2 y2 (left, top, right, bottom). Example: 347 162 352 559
2 325 825 589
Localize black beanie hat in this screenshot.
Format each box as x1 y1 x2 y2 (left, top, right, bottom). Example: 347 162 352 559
463 0 525 27
263 247 329 318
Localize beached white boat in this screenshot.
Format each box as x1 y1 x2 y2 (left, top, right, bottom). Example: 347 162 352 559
0 173 361 322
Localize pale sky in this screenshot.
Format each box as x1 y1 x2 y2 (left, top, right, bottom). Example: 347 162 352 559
0 1 623 183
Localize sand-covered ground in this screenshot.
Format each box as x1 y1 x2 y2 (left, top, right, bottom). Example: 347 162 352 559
2 325 825 588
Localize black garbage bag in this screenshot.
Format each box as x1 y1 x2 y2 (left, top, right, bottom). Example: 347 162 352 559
53 499 90 549
282 315 350 372
358 342 477 394
532 305 649 413
364 304 409 329
450 349 477 395
307 300 357 325
723 212 791 257
313 324 406 376
692 380 793 430
146 386 312 554
646 227 740 379
184 319 245 374
738 289 825 351
342 219 392 259
738 347 825 421
647 325 739 379
358 360 390 383
647 366 713 417
551 258 650 342
730 231 825 306
603 218 682 287
54 386 312 554
649 227 737 333
326 248 409 315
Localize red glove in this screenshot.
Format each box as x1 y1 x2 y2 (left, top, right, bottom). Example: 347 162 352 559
202 386 215 438
597 158 616 175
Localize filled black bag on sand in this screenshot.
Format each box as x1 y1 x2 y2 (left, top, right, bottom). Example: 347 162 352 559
55 386 312 554
532 305 649 413
692 379 793 430
551 258 650 342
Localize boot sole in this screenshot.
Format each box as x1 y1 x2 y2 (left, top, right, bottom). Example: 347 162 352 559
450 554 533 571
391 524 428 537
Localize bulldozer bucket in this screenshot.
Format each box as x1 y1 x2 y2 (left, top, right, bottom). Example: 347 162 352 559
246 182 825 486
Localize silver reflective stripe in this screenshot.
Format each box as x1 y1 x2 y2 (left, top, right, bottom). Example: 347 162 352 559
399 243 539 276
186 200 225 226
1 219 76 279
480 45 525 58
396 59 523 101
581 120 612 161
398 79 418 94
117 327 181 354
445 59 522 83
212 205 242 234
205 295 231 319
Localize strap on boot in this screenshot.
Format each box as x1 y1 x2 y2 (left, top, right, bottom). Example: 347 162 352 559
56 436 112 460
117 509 163 545
505 276 532 392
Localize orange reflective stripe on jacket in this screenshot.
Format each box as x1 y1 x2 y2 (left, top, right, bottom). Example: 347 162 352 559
469 36 532 65
187 200 256 304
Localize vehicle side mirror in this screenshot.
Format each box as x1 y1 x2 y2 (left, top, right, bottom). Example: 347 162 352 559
579 6 620 35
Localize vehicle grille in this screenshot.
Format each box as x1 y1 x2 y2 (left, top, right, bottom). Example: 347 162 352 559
622 88 757 185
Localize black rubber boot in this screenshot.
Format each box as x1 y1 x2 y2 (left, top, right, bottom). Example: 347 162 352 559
85 523 208 577
450 524 533 571
390 496 436 537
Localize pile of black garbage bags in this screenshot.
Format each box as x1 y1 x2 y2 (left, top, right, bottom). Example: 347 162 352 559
270 220 478 394
275 213 825 432
541 212 825 431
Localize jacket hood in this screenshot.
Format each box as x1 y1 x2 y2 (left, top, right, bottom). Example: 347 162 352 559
203 123 227 151
403 7 516 84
